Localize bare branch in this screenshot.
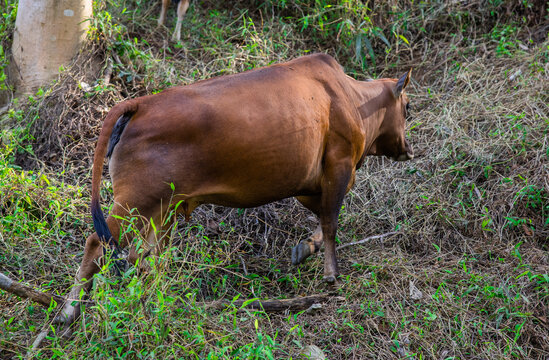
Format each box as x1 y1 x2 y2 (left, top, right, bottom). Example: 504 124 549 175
0 273 65 307
336 231 399 251
202 294 344 312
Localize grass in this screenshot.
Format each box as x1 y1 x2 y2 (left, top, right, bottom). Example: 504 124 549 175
1 0 548 359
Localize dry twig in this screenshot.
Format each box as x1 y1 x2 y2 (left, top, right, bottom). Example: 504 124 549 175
203 294 344 312
337 231 399 251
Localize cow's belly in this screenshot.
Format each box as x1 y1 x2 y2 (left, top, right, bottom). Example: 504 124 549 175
180 133 323 206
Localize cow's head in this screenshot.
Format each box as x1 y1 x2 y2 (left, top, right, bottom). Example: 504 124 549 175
369 70 414 161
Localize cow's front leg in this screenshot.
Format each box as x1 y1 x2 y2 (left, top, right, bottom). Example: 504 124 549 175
319 213 340 284
319 161 353 284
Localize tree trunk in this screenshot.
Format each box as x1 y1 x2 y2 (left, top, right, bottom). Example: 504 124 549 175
11 0 92 94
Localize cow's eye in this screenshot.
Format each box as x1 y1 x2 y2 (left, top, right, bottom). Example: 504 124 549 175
405 102 410 111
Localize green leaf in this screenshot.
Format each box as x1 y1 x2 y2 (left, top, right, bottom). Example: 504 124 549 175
363 36 375 64
355 35 362 62
373 28 391 47
241 297 260 309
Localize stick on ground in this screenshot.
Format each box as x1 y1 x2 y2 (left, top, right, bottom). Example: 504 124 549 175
336 231 399 251
203 294 345 312
0 272 65 307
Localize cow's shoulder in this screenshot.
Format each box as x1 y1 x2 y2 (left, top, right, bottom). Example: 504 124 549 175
287 53 343 74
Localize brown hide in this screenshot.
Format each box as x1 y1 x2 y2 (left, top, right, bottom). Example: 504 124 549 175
59 54 413 325
112 56 358 210
109 55 410 210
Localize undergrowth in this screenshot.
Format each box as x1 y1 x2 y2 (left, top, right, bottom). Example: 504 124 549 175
1 0 548 359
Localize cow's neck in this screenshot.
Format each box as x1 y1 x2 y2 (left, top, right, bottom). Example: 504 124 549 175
353 79 393 155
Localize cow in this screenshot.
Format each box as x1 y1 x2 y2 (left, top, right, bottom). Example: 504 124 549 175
158 0 190 41
58 53 413 326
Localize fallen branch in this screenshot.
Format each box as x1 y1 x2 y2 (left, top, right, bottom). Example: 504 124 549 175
202 294 344 312
27 328 50 356
0 273 65 307
103 57 113 86
1 270 344 314
336 231 399 251
0 105 9 117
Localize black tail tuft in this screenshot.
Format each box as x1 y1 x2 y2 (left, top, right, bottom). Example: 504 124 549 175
92 199 115 247
92 198 123 275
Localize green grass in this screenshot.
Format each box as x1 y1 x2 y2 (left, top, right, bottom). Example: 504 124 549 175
0 0 17 92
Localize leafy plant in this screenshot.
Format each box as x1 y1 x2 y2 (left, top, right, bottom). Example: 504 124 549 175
0 0 17 91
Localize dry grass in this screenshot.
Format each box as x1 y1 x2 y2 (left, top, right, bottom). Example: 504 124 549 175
1 0 548 359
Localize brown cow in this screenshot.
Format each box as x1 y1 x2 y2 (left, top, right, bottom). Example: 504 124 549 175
59 54 413 325
158 0 190 42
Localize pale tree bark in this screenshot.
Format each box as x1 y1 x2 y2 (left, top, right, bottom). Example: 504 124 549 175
11 0 92 94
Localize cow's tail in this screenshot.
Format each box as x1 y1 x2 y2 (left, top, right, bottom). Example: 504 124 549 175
91 99 138 262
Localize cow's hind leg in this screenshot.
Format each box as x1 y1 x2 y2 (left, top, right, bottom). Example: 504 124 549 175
58 198 163 327
292 195 323 265
127 205 177 273
172 0 190 41
158 0 170 26
57 212 125 326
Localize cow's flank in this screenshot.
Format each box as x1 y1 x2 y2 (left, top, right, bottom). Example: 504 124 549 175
58 53 414 326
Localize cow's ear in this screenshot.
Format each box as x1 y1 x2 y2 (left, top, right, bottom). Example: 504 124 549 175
393 69 412 98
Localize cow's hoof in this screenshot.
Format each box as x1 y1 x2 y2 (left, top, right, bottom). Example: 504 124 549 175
54 303 81 338
323 275 337 285
59 325 76 339
291 241 312 265
54 302 80 326
111 258 128 277
53 315 65 325
53 311 73 325
109 250 129 277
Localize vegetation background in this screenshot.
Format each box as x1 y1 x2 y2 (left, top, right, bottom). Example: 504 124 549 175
0 0 548 359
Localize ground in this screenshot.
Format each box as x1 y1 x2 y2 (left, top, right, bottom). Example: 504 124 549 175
0 1 548 359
